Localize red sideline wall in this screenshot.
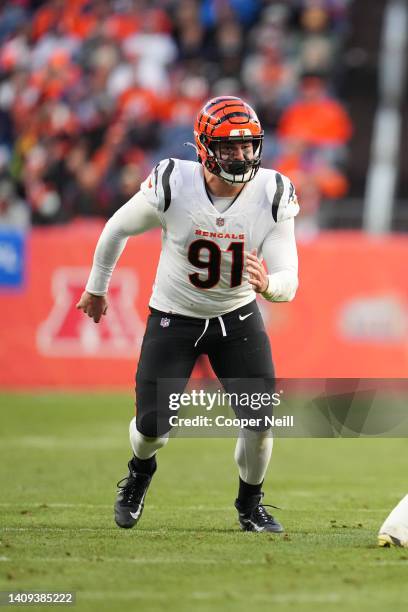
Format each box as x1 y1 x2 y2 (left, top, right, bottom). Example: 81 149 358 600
0 222 407 389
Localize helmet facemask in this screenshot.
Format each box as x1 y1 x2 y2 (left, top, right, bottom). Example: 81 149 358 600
199 134 263 184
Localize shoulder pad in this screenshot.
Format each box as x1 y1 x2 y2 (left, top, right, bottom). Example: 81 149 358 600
140 158 179 213
266 172 300 222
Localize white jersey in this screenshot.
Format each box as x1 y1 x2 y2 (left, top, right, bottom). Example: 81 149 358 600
140 159 299 318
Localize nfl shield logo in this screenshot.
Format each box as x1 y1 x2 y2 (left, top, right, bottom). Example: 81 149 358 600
216 217 224 227
160 317 170 328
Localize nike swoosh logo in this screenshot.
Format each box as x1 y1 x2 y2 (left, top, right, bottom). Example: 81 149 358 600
239 313 253 321
129 490 147 520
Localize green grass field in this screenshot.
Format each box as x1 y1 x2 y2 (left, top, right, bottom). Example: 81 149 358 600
1 393 407 612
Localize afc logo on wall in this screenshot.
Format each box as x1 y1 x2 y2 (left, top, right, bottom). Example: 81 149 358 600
37 268 144 358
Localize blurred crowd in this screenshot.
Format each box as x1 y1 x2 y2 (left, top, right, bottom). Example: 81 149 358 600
0 0 353 231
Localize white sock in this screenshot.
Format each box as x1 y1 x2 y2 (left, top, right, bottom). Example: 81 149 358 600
234 428 273 485
379 494 408 544
129 417 169 459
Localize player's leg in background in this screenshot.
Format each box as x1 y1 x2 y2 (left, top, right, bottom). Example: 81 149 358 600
115 310 200 529
378 494 408 547
206 303 283 532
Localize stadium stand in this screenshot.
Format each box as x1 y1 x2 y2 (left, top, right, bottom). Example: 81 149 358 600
0 0 353 233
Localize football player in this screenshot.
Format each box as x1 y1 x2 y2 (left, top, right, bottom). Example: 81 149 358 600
378 494 408 547
77 96 299 533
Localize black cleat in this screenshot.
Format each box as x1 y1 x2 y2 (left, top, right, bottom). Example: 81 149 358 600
114 459 155 529
235 493 284 533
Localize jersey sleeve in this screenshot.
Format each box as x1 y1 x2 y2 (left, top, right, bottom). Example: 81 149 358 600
260 217 298 302
140 158 180 213
265 172 300 223
85 191 162 296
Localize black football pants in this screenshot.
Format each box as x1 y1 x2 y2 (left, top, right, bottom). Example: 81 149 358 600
135 300 275 437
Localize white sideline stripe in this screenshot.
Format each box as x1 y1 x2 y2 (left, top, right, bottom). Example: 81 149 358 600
0 528 244 534
1 528 119 533
0 437 124 450
2 556 255 565
0 503 233 510
9 554 406 570
369 560 408 566
0 503 112 508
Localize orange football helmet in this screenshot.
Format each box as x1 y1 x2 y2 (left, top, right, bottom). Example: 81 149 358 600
194 96 263 184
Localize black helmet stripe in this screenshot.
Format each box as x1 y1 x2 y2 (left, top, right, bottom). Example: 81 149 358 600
203 97 241 112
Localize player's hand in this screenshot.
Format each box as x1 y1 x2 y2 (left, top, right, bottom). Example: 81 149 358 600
246 249 268 293
76 291 108 323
